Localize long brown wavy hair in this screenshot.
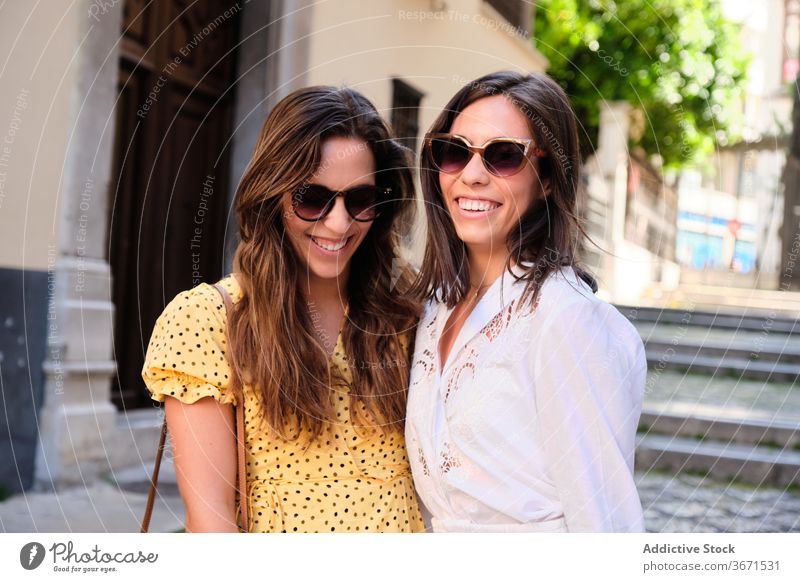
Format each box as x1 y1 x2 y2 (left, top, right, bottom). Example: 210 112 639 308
227 86 418 440
413 71 596 308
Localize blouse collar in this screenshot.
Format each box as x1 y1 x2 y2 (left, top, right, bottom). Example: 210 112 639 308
435 262 529 373
433 263 587 373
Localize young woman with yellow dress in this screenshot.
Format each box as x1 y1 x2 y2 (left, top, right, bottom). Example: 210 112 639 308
142 86 424 533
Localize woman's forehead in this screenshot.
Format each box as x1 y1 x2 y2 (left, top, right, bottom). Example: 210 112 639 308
312 136 376 189
451 95 532 142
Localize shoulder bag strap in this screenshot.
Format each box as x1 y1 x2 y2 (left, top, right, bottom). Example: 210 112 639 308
140 419 167 533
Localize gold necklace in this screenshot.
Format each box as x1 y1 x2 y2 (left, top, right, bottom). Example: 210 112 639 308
468 282 491 301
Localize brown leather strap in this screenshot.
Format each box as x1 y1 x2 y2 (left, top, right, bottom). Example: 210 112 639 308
140 418 168 533
140 277 248 533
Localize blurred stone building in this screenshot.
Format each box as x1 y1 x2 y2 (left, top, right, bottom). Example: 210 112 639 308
674 0 793 290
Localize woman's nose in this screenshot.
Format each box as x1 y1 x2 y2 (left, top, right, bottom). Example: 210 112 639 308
459 151 490 185
322 195 351 233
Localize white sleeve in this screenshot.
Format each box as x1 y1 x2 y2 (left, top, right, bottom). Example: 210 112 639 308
532 295 647 532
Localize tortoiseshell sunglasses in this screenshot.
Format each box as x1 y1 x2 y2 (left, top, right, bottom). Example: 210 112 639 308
425 133 547 177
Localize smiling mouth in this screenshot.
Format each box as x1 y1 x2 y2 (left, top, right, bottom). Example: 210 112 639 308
456 197 501 212
309 235 351 252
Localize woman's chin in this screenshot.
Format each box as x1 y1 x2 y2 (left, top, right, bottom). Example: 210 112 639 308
453 226 503 253
301 259 349 281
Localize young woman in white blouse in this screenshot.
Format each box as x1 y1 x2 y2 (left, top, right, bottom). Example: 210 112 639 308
407 71 647 532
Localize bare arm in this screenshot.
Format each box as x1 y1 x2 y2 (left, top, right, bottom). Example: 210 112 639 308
165 396 240 532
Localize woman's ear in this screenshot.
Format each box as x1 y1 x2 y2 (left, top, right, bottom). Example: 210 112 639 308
534 158 551 197
538 175 552 198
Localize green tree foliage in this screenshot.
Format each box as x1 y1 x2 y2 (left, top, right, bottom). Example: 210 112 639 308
534 0 749 168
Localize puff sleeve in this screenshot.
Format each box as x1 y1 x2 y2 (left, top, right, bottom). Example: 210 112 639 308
141 283 237 406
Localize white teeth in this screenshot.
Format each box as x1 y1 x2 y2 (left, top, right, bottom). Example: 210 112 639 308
311 236 347 251
458 198 499 212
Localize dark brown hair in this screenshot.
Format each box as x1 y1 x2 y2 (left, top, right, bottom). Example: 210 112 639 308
228 86 418 440
413 70 595 308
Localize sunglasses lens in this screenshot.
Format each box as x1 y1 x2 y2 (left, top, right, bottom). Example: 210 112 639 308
345 185 380 221
430 137 470 173
293 185 384 221
484 141 527 176
293 185 333 220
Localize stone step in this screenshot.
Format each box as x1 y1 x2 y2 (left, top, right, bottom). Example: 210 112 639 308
639 409 800 449
635 434 800 487
635 283 800 317
644 350 800 382
643 337 800 366
645 399 800 423
617 305 799 334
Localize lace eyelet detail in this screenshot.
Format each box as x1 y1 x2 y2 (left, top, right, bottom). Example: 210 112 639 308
440 442 461 474
418 447 430 477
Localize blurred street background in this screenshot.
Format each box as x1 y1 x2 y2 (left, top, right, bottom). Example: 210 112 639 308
0 0 799 532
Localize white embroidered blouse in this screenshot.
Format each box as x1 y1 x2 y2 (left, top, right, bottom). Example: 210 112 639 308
405 265 647 532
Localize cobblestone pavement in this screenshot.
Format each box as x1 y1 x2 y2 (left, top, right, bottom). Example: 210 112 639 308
637 366 800 532
637 470 800 532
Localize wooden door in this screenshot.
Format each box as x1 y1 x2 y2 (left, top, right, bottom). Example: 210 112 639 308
109 0 239 409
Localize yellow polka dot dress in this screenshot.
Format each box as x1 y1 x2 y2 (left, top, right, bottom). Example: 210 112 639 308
142 275 425 533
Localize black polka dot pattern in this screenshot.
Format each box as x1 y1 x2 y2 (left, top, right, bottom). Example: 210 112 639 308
142 275 425 533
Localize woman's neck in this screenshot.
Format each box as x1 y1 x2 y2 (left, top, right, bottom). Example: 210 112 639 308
301 268 349 307
466 246 510 292
298 270 348 358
